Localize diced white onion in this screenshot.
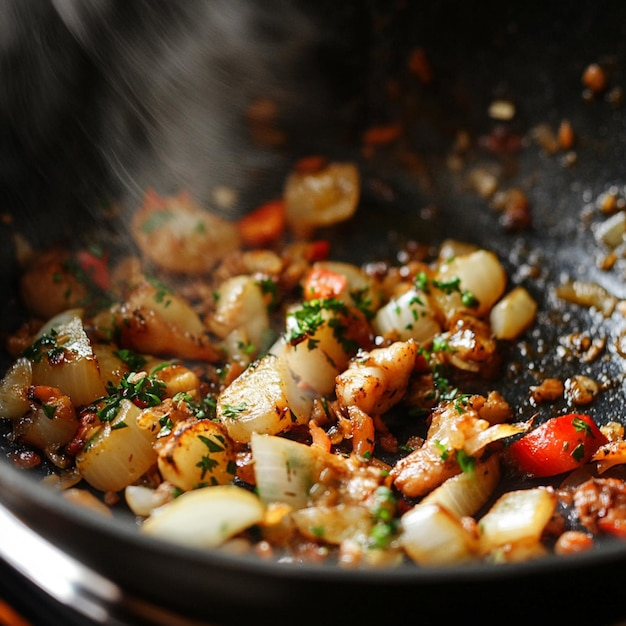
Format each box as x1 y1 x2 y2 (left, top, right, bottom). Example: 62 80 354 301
478 487 556 555
592 440 626 474
284 162 360 238
489 286 538 340
400 503 478 566
216 353 313 443
0 357 32 419
432 250 507 320
75 400 158 492
31 311 106 407
420 455 500 518
141 485 265 548
372 289 441 343
283 307 352 396
125 485 172 517
251 432 325 509
209 275 269 348
292 504 371 544
463 422 530 456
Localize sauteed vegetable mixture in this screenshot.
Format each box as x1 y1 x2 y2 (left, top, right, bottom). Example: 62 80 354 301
2 159 626 568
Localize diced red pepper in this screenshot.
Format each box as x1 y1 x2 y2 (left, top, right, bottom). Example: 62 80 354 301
75 249 111 291
302 266 347 300
303 240 331 263
507 413 608 478
238 199 286 248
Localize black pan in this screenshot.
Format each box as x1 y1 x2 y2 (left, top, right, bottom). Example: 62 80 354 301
2 1 626 624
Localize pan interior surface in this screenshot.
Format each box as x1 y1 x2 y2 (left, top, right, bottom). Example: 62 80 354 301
3 2 626 624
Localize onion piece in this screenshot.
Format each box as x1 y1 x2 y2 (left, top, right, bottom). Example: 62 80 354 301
30 311 106 407
489 286 538 340
209 275 270 350
292 504 372 545
400 503 478 566
555 280 617 317
283 304 354 396
372 289 441 343
420 455 500 518
463 422 530 457
75 399 158 492
478 487 556 555
431 250 507 320
251 432 330 509
0 357 32 419
284 162 360 238
592 440 626 474
125 485 172 517
216 353 313 443
141 485 265 548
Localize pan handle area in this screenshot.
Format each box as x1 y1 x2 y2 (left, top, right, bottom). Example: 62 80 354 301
0 503 213 626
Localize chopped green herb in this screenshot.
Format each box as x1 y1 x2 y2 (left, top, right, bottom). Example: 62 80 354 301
572 442 586 462
140 209 174 234
433 439 449 461
113 349 147 371
94 371 167 422
42 403 57 419
572 417 593 436
456 449 476 474
221 402 247 419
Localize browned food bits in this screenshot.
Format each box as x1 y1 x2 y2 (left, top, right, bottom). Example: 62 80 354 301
582 63 607 94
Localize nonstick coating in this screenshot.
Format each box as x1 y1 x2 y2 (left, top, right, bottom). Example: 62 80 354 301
2 2 626 625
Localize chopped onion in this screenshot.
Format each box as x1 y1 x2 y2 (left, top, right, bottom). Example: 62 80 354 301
292 504 371 544
31 311 106 407
216 353 313 443
400 503 478 566
489 286 538 340
75 400 158 492
0 357 32 419
420 455 500 518
209 275 269 349
463 422 530 456
592 440 626 474
478 487 556 555
283 306 353 396
555 280 617 317
141 485 265 548
431 250 507 320
284 162 360 238
125 485 172 517
372 289 441 343
251 432 328 509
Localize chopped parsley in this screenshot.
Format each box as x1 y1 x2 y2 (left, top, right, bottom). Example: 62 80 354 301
221 402 247 419
572 416 594 436
456 449 476 474
42 403 57 419
113 349 147 372
140 209 174 234
572 442 586 462
286 297 358 355
414 272 478 308
94 371 167 422
22 329 64 363
368 486 398 549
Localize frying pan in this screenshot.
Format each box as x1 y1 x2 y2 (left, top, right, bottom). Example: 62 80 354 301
2 1 626 624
